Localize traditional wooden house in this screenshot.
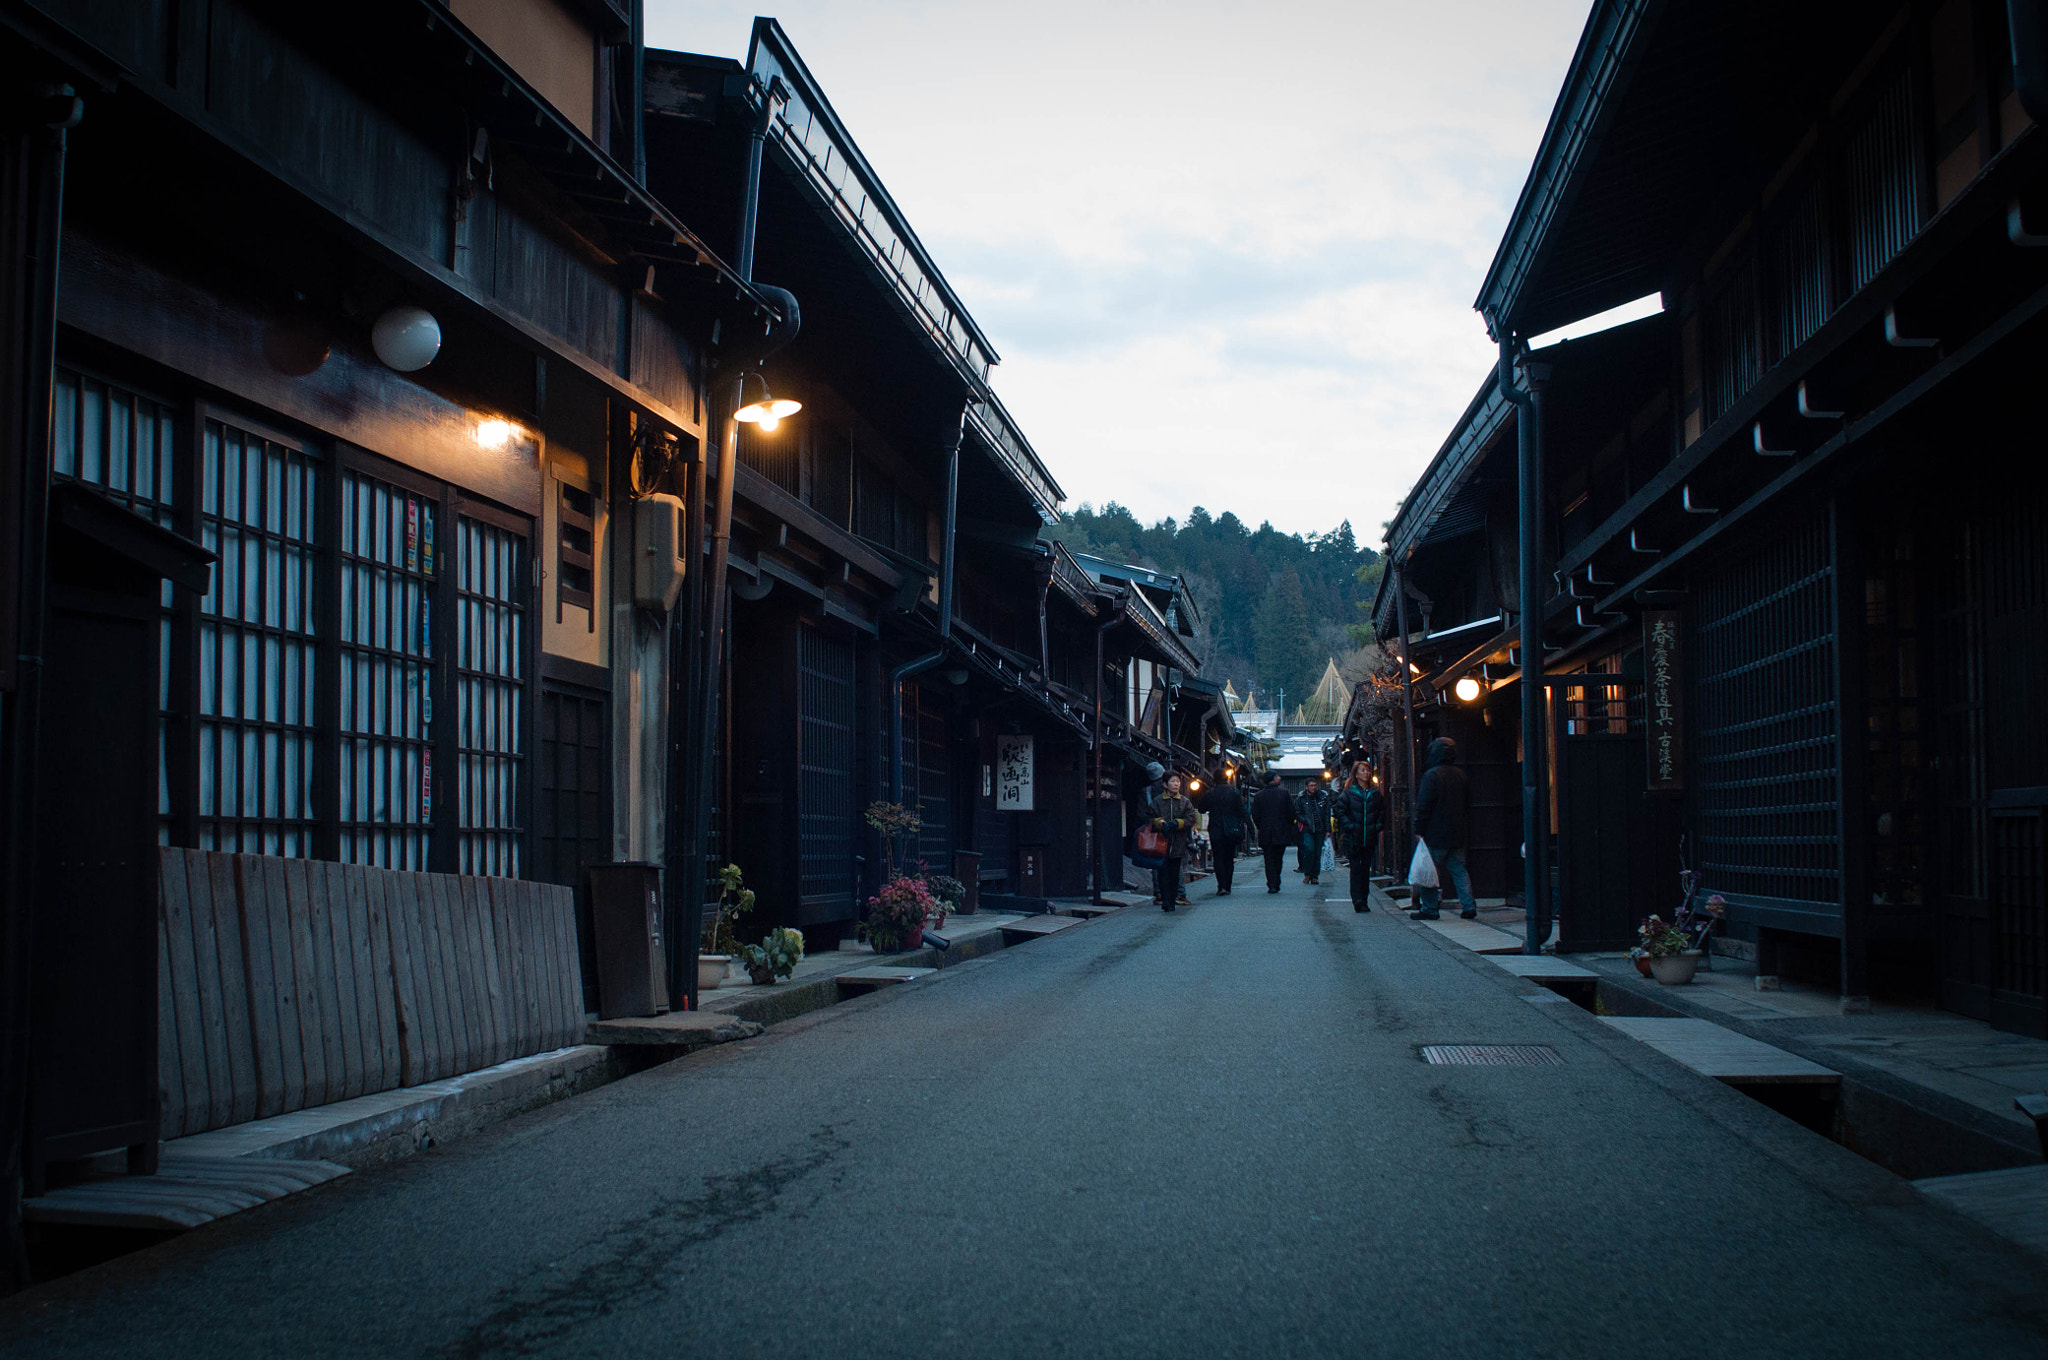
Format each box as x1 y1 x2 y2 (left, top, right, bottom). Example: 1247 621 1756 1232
1374 0 2048 1033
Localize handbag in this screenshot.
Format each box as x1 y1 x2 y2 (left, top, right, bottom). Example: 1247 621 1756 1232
1409 839 1439 890
1135 823 1169 858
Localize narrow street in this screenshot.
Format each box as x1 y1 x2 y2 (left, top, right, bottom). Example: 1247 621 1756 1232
5 870 2043 1359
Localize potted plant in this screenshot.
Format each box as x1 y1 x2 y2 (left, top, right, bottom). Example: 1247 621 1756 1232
865 800 922 880
863 874 936 954
1638 914 1703 985
698 863 756 990
917 863 965 928
740 926 805 985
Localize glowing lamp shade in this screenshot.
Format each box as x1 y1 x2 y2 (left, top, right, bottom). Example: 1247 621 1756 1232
371 305 441 372
475 419 516 450
1454 676 1483 703
735 394 802 432
1189 779 1202 792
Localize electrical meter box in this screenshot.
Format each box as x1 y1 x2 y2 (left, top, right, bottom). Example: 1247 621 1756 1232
633 493 687 611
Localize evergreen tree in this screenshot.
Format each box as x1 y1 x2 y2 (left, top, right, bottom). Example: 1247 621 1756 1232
1253 569 1317 708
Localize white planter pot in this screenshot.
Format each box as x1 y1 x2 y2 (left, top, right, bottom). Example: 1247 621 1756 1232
1650 950 1703 985
698 955 731 990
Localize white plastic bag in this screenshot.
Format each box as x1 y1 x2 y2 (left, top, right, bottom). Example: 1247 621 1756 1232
1409 839 1439 891
1321 837 1337 874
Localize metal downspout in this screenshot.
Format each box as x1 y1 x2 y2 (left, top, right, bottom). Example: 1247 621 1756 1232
1090 591 1124 904
888 409 965 807
1501 337 1550 956
1393 565 1419 877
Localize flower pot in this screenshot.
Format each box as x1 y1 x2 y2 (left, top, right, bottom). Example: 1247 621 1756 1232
1650 950 1703 985
898 924 924 953
1632 953 1655 979
746 960 776 986
698 954 731 990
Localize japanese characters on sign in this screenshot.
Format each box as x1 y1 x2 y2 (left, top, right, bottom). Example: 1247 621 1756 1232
996 734 1035 811
1643 609 1683 791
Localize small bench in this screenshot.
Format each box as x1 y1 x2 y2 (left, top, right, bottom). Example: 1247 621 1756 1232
835 966 935 994
1488 954 1597 1009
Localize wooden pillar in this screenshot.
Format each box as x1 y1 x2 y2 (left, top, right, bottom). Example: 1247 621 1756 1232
1833 494 1871 1012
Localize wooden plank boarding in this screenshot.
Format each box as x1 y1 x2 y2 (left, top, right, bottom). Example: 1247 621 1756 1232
470 875 508 1067
305 860 349 1106
536 880 568 1050
158 850 213 1139
281 858 328 1110
231 855 286 1119
410 871 455 1082
520 880 553 1052
425 873 467 1078
550 882 582 1048
259 855 307 1117
475 877 511 1066
355 863 402 1094
204 852 259 1127
320 862 367 1102
156 868 186 1140
378 867 428 1087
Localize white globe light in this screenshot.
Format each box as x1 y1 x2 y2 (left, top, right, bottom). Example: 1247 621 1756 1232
371 305 442 372
1454 676 1483 702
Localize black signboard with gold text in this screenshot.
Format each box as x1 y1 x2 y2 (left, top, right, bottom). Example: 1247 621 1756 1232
1644 609 1683 790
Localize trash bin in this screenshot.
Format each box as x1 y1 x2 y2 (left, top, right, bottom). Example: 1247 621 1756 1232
586 862 669 1019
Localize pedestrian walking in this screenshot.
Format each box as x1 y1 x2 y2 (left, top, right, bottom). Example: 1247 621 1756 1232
1148 772 1198 911
1410 737 1477 921
1296 778 1333 885
1335 761 1385 913
1199 769 1246 896
1250 772 1296 894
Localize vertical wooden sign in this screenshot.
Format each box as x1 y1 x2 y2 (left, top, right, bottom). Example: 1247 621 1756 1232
996 734 1035 811
1644 609 1683 790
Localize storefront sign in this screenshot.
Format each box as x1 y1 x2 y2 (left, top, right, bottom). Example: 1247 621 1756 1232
1644 609 1683 790
996 734 1035 811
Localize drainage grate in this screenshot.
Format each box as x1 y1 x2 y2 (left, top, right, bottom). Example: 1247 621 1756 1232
1420 1044 1563 1067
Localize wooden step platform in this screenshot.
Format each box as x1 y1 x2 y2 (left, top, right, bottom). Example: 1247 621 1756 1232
22 1155 349 1231
584 1011 764 1049
1419 918 1523 954
999 915 1083 942
1915 1164 2048 1259
1488 954 1597 1008
1599 1016 1840 1086
1059 903 1123 919
834 966 936 994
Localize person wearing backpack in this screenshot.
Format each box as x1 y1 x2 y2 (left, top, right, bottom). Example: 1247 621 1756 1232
1410 738 1476 921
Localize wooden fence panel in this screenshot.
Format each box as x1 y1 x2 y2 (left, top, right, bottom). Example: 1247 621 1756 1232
356 863 402 1092
282 858 330 1110
158 851 212 1138
319 862 367 1102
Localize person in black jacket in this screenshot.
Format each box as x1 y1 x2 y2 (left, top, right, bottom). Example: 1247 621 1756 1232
1199 769 1246 896
1250 772 1296 893
1295 778 1334 885
1147 771 1197 911
1335 761 1385 913
1411 737 1476 920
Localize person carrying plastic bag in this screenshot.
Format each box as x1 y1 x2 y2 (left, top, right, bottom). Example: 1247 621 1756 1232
1409 737 1476 920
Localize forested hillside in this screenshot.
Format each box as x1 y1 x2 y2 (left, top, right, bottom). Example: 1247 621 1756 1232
1046 503 1382 710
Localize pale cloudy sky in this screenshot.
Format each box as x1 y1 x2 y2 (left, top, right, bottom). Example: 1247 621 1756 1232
647 1 1590 540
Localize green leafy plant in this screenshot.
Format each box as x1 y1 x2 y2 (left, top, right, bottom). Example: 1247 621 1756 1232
740 926 805 984
863 874 935 953
923 873 965 913
700 863 756 958
1637 914 1692 959
865 801 922 877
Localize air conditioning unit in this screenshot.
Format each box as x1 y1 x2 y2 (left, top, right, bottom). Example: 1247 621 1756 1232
632 493 686 611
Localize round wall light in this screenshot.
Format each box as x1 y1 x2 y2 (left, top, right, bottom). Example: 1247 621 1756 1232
1454 675 1483 703
475 419 516 450
371 305 442 371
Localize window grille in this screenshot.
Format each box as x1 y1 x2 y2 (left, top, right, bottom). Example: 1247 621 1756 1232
555 480 594 618
1703 255 1762 424
1842 71 1926 294
1694 514 1839 906
1937 520 1988 899
50 369 179 837
798 625 855 911
1771 184 1831 363
338 471 435 869
197 417 321 856
536 680 608 888
457 515 526 876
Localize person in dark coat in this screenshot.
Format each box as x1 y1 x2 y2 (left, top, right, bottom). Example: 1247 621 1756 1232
1148 771 1197 911
1199 769 1246 896
1295 778 1334 885
1250 772 1296 894
1411 737 1475 920
1335 761 1385 913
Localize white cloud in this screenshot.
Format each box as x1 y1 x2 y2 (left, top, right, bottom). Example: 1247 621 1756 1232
648 0 1589 538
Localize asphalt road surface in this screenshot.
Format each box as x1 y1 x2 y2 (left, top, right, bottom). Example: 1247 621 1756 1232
6 869 2047 1358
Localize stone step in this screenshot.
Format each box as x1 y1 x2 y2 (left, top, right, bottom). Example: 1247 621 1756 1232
1371 876 1396 888
1382 884 1412 900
